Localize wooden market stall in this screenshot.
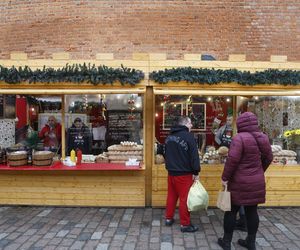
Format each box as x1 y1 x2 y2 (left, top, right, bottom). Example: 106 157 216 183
151 85 300 207
0 86 149 206
149 54 300 207
0 53 152 207
0 52 299 207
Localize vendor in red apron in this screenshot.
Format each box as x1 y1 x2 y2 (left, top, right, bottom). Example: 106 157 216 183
215 115 233 148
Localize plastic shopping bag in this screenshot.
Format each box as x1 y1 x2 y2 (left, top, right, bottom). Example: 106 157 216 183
187 180 209 212
217 184 231 212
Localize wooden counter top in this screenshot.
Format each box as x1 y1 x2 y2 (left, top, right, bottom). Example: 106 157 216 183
0 162 144 171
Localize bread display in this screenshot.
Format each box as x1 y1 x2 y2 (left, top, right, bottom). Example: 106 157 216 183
218 146 229 156
107 144 143 151
155 154 165 164
107 142 143 163
202 148 220 164
271 145 297 165
95 152 109 163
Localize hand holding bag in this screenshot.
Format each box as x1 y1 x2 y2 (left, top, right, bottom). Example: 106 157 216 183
217 184 231 211
187 180 209 212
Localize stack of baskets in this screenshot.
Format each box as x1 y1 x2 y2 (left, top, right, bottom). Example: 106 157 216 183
7 151 28 167
32 151 54 166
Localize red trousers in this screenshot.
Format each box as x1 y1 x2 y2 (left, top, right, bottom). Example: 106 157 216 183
165 174 193 226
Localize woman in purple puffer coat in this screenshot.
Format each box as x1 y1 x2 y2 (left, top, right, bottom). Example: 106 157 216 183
218 112 273 250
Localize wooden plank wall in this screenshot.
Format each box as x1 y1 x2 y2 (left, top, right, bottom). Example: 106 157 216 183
152 165 300 207
0 171 145 206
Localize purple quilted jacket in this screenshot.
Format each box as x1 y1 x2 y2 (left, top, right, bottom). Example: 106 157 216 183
222 112 273 205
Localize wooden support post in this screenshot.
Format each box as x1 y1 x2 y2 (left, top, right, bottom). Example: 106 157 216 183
232 95 237 134
61 94 66 159
145 86 154 206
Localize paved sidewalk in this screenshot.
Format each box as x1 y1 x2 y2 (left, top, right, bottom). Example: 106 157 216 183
0 206 299 250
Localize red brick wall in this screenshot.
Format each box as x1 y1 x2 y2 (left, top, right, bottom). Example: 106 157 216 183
0 0 299 60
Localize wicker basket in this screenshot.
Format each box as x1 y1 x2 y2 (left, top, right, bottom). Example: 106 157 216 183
32 151 54 166
7 151 28 166
8 159 28 166
7 151 27 161
32 159 53 166
33 151 54 160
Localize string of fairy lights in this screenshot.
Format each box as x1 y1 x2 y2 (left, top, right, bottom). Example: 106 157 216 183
156 95 233 118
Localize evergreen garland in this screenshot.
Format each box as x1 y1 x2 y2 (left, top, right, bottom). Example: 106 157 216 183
149 67 300 86
0 63 144 86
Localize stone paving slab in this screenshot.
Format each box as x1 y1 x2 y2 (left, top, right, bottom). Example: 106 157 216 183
0 206 299 249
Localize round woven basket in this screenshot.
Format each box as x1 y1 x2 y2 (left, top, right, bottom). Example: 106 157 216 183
32 159 52 166
32 151 53 166
7 151 27 161
8 159 28 167
33 151 54 160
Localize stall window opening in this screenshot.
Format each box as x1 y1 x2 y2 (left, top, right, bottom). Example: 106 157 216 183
0 94 144 168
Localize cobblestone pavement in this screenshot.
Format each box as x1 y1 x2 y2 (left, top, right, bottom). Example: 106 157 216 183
0 206 299 250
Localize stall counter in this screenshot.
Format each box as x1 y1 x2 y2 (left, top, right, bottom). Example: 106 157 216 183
0 162 146 207
152 164 300 207
0 162 143 171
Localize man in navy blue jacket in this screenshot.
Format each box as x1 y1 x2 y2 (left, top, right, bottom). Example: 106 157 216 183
164 116 201 233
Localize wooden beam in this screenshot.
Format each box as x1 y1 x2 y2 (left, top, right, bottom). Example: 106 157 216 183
61 95 66 159
144 86 154 206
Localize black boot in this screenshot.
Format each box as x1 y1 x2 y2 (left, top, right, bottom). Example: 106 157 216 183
218 233 232 250
238 234 256 250
235 216 247 232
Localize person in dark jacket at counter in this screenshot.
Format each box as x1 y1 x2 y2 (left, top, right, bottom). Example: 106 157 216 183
218 112 273 250
67 117 92 155
164 116 200 233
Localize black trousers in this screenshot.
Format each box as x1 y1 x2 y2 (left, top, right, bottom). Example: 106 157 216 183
224 204 259 235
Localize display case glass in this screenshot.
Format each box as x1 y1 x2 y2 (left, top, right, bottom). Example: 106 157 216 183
155 94 300 166
0 93 144 169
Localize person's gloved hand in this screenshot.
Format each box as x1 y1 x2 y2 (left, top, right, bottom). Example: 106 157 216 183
193 175 199 181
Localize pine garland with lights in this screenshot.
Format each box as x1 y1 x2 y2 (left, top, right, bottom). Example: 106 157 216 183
0 63 144 86
149 67 300 86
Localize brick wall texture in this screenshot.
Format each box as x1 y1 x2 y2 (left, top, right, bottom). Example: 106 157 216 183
0 0 299 60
